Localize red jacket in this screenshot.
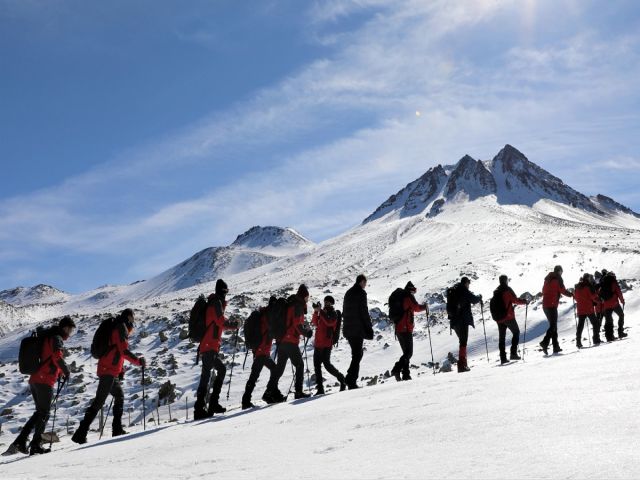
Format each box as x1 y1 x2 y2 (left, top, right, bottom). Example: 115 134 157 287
30 329 69 387
601 278 625 310
396 294 426 334
542 272 571 308
574 282 600 316
498 287 527 324
200 294 235 354
97 322 141 377
312 308 339 349
281 296 307 345
254 308 273 357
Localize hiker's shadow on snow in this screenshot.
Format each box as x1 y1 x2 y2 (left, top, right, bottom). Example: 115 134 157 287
77 426 173 450
193 404 277 426
290 395 329 406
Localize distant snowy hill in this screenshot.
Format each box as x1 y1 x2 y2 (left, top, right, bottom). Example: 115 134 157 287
0 284 69 307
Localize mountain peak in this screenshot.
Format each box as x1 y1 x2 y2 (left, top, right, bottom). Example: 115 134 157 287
231 226 314 253
444 155 496 200
0 284 67 306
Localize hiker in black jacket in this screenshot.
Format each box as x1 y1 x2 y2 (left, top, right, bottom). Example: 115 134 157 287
450 277 482 373
342 274 373 389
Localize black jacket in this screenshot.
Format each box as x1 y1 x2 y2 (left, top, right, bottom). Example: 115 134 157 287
456 287 482 328
342 283 373 340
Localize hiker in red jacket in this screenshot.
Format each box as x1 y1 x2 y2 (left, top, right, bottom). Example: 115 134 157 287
574 274 602 347
493 276 528 364
266 284 313 400
599 270 626 341
540 265 573 355
391 282 427 381
192 279 239 420
72 309 145 444
6 317 75 456
242 297 278 410
312 295 346 394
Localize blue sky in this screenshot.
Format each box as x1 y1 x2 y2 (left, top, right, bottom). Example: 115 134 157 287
1 0 639 293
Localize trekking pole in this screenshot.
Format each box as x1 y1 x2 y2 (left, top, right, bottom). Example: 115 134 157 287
226 329 240 401
142 366 146 431
286 363 296 400
303 337 312 393
572 299 578 330
480 302 489 363
99 398 114 440
523 304 528 362
48 377 66 450
426 309 436 375
242 348 249 370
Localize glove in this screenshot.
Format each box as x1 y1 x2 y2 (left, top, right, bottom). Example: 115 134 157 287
139 357 146 368
118 371 125 381
478 294 483 300
305 329 313 339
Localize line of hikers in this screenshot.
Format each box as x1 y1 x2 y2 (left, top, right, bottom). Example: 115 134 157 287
4 268 627 456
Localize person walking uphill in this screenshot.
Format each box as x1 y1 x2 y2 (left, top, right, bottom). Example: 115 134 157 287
266 284 313 400
312 296 346 395
448 277 482 373
72 310 144 444
540 265 573 355
574 274 602 347
242 297 278 409
599 270 626 341
390 282 427 381
492 276 527 364
192 279 239 420
5 317 75 456
342 274 374 389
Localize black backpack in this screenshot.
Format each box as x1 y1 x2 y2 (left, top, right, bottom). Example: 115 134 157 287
489 287 508 321
268 297 292 342
188 295 209 342
388 288 407 324
599 275 615 301
446 284 462 321
244 310 263 350
91 317 116 359
333 311 342 346
18 326 53 375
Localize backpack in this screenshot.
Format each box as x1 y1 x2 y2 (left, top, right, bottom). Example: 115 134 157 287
446 284 462 321
18 326 53 375
91 317 116 359
188 294 209 342
489 287 508 321
244 310 263 350
599 275 615 301
388 288 407 324
333 311 342 346
268 297 292 342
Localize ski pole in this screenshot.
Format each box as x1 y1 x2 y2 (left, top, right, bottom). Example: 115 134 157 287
142 366 146 431
303 337 311 394
480 302 489 363
99 398 114 440
49 377 66 450
226 329 239 401
586 314 592 347
242 349 249 370
523 303 528 362
286 363 296 401
426 308 436 375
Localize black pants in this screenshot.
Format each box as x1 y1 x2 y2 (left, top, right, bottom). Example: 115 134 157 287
77 375 125 434
267 342 304 394
243 354 276 400
454 323 469 348
196 351 226 410
542 307 560 349
578 314 600 343
392 332 413 377
603 305 625 338
498 320 520 356
345 336 364 386
313 347 344 388
16 383 53 447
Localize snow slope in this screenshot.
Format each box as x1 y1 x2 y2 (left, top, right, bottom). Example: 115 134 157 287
1 296 639 479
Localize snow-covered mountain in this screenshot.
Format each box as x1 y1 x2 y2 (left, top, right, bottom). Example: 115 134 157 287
364 145 636 223
0 284 69 307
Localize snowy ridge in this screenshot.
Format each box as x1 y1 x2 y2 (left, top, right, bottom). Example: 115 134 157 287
0 285 69 307
231 226 315 256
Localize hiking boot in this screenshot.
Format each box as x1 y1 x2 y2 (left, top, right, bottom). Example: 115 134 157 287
241 400 255 410
294 391 311 399
207 402 226 415
576 340 583 349
402 371 412 381
347 382 360 390
593 338 602 345
112 426 128 438
262 390 285 404
338 376 347 392
605 335 617 342
553 346 563 354
71 430 88 445
3 439 28 456
315 386 325 396
619 330 628 339
510 352 521 361
500 352 508 364
539 342 549 355
193 407 209 420
29 444 51 456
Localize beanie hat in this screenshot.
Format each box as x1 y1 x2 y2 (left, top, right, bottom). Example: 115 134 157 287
554 265 563 275
499 275 508 286
297 284 309 298
324 295 335 305
461 276 471 285
405 281 416 293
215 279 229 296
59 316 76 330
